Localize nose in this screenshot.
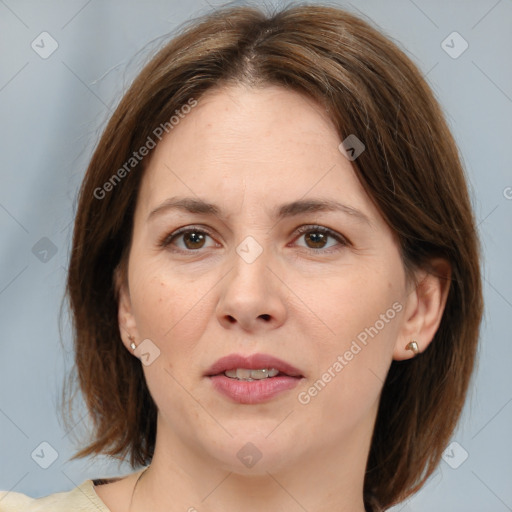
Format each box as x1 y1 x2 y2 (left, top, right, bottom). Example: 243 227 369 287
216 250 287 332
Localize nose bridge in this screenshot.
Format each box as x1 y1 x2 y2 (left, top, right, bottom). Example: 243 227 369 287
228 237 271 301
216 235 286 330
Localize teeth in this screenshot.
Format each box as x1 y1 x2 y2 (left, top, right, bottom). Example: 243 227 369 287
224 368 280 380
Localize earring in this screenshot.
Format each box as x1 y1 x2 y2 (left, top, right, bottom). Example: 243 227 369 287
128 335 137 351
405 340 420 356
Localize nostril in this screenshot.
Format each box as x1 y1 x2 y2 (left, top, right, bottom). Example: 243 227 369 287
223 314 271 324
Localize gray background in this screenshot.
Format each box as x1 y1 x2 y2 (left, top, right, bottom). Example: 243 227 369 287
0 0 511 510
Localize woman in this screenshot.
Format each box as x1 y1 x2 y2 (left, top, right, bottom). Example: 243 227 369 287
0 3 482 511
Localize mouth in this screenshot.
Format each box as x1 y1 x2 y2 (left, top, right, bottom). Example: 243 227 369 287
205 353 304 379
205 353 304 404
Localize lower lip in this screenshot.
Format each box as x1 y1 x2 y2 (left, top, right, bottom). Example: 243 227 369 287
209 374 301 404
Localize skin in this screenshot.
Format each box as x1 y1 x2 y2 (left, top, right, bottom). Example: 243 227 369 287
95 84 451 512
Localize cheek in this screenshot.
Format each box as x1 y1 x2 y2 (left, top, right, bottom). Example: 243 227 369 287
298 294 403 436
302 259 404 395
130 266 214 350
304 261 403 346
129 270 215 407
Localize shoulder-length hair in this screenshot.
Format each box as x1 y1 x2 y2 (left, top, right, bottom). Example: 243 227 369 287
64 4 483 510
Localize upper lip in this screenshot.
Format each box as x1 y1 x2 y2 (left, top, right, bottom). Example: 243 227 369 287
206 353 303 377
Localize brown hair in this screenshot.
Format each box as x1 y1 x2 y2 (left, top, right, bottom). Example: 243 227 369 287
64 4 483 510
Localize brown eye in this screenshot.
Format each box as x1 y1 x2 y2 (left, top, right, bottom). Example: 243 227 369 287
294 225 347 252
161 227 217 251
304 231 328 249
182 231 207 249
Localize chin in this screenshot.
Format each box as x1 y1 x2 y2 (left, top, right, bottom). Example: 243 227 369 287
206 430 293 475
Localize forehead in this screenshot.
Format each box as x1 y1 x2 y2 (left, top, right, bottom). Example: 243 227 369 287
136 85 379 223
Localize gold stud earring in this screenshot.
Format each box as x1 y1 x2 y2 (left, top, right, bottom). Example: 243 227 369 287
405 340 420 356
128 335 137 351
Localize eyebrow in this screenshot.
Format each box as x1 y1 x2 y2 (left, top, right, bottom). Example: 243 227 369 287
147 196 371 225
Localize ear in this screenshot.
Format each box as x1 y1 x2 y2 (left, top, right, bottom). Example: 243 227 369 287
114 264 141 353
393 258 452 360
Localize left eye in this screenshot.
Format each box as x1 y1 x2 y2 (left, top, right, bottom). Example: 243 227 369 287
293 226 346 250
162 228 217 251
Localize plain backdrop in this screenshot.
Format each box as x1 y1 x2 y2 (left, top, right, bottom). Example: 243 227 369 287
0 1 511 511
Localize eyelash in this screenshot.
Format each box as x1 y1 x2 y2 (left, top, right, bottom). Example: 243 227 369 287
159 224 349 254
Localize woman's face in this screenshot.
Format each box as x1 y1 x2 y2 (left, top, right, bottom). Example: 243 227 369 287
119 85 415 475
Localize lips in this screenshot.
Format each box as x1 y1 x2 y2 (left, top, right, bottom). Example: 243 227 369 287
205 353 303 378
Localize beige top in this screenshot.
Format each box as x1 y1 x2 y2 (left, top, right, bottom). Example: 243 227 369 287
0 469 146 512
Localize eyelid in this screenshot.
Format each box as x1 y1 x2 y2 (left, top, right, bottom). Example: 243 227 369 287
292 224 350 250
